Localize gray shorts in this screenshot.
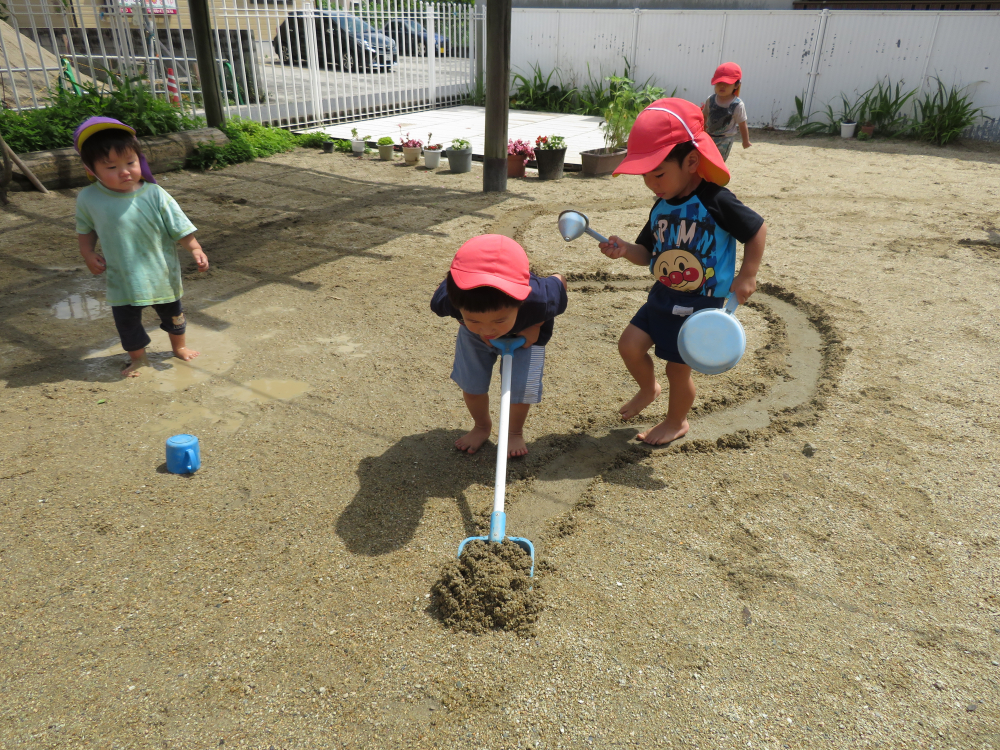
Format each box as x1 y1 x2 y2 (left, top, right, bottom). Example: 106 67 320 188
451 324 545 404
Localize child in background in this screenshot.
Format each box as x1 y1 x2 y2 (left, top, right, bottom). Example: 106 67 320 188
702 62 751 161
431 235 568 458
74 117 208 377
600 98 767 445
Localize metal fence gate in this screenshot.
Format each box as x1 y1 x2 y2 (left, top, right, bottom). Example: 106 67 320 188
1 0 480 132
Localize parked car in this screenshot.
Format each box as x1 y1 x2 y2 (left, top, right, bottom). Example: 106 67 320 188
381 18 449 57
273 11 397 72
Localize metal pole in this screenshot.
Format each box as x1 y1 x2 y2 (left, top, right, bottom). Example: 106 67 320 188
474 0 484 97
187 0 224 126
483 0 510 193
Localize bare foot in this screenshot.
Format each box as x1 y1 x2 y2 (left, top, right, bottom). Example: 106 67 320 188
121 356 149 378
637 418 689 446
619 381 662 420
173 346 200 362
507 433 528 459
455 425 491 455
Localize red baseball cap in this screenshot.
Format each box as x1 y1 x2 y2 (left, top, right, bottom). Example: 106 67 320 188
450 234 531 301
712 62 742 85
612 98 731 186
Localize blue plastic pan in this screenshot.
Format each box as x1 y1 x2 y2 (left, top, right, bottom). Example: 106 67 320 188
457 335 535 576
677 294 746 375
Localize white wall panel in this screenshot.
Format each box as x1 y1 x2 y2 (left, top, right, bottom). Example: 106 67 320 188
921 13 1000 118
809 12 937 111
632 11 726 101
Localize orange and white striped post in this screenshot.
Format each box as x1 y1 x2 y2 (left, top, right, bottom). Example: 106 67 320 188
165 67 181 106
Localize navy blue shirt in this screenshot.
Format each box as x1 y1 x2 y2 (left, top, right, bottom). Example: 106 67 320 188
431 273 568 347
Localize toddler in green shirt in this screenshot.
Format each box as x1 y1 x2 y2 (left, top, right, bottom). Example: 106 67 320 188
74 117 208 377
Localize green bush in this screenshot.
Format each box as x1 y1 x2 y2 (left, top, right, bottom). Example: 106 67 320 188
188 117 305 170
0 72 203 154
914 77 982 146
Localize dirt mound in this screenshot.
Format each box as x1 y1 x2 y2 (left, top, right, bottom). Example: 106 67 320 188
432 539 542 635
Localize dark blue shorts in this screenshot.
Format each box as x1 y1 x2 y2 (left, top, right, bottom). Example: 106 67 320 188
112 299 186 352
630 285 726 364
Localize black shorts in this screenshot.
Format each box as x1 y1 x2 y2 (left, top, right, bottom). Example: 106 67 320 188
630 285 725 364
111 299 186 352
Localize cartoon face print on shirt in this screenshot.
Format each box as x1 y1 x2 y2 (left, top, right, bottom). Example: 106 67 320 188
651 249 714 292
650 208 719 296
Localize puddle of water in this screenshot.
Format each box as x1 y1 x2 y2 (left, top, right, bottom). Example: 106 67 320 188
140 401 244 437
220 379 311 402
83 323 240 389
52 293 110 320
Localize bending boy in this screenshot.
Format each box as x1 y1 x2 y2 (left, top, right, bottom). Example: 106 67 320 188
432 235 567 457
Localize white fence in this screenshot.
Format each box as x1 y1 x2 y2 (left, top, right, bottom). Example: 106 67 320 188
510 9 1000 135
0 0 479 130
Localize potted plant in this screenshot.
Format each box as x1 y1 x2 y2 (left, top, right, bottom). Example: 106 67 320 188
860 121 875 138
840 119 857 138
351 127 369 154
322 136 335 154
534 135 567 180
423 133 443 169
447 137 472 173
377 136 394 161
582 75 662 176
507 138 534 178
399 129 423 164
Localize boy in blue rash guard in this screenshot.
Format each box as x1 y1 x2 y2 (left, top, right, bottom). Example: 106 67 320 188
599 98 767 446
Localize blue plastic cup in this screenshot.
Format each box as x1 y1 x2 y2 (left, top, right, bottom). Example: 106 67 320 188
166 434 201 474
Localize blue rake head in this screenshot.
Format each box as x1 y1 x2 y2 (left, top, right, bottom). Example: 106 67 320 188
457 511 535 577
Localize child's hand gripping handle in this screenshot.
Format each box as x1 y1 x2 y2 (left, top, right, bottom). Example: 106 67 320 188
487 335 526 542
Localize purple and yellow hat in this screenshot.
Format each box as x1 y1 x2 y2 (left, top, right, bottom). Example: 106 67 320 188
73 117 156 184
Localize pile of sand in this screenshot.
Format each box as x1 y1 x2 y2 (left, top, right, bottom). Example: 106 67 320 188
432 539 543 635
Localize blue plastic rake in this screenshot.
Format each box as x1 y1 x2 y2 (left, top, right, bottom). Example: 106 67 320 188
456 335 535 576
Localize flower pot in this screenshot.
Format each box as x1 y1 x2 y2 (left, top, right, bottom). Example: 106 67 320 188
446 147 473 173
580 147 626 177
351 139 366 154
378 143 394 161
535 147 567 180
840 120 857 138
424 149 442 169
322 141 334 154
860 124 875 138
402 146 421 164
507 154 527 178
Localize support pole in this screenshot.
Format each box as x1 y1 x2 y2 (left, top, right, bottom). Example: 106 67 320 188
483 0 511 193
187 0 224 128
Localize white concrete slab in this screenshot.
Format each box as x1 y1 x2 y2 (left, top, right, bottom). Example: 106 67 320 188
301 105 608 165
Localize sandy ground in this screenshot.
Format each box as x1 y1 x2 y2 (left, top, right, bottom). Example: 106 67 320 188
2 130 1000 749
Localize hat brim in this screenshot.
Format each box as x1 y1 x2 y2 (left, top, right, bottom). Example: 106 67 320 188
450 270 531 301
711 74 741 85
74 120 136 152
613 132 730 187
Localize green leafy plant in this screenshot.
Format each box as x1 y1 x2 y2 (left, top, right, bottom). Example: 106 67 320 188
862 78 917 137
509 64 576 112
450 137 471 150
856 131 872 141
913 77 982 146
0 71 203 154
463 78 486 107
377 136 394 146
333 139 352 153
350 127 370 142
296 131 332 148
189 116 307 170
601 75 665 150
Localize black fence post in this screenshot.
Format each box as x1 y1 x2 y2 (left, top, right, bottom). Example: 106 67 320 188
187 0 224 128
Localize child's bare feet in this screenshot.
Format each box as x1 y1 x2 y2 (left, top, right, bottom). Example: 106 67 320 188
637 418 689 446
619 381 662 420
172 346 200 362
121 354 150 378
507 432 528 458
455 425 491 455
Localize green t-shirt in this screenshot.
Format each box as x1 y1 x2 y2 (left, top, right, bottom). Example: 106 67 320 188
75 181 197 307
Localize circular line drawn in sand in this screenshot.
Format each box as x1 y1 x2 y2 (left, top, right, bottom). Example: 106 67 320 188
217 379 311 402
432 539 543 635
82 322 240 391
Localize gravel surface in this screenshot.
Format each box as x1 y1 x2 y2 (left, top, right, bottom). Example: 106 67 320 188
2 130 999 748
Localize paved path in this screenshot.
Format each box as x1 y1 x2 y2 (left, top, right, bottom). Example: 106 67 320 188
303 105 608 166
